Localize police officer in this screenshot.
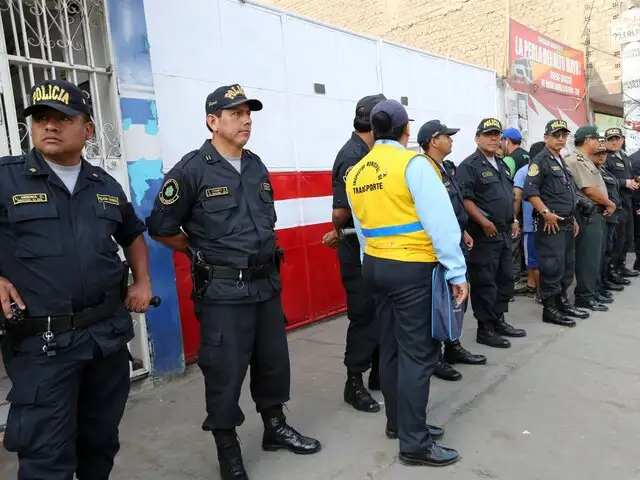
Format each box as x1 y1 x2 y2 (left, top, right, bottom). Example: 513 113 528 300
595 138 622 299
565 126 616 311
347 100 466 467
145 84 321 480
330 94 385 413
0 79 153 479
456 118 526 349
524 119 589 327
629 147 640 270
605 127 640 280
417 120 486 381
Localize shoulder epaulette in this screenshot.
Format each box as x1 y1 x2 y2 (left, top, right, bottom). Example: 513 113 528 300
0 154 26 167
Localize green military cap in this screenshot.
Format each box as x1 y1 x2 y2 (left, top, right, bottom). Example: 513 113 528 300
574 125 600 142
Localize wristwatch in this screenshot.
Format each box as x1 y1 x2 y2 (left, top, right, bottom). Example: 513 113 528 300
541 208 549 216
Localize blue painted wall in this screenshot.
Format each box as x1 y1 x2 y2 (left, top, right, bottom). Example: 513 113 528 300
106 0 185 378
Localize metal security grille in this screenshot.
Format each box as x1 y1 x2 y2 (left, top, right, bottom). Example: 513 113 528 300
0 0 121 169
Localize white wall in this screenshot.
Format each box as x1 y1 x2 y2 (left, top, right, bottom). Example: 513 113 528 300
143 0 498 172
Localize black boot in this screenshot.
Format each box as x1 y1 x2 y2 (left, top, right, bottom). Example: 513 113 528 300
443 340 487 365
542 298 575 327
344 372 380 413
213 429 249 480
261 408 322 455
494 314 527 338
434 353 463 381
557 295 590 319
476 323 511 349
609 270 631 285
368 349 381 391
602 280 624 292
618 266 639 278
594 293 613 304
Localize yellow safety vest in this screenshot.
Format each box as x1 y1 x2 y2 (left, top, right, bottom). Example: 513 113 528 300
346 143 441 263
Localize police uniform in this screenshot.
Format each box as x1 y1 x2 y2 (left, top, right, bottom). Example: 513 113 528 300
145 84 320 480
417 120 486 383
604 127 639 279
331 94 385 412
630 148 640 269
1 80 148 479
456 118 525 349
348 100 463 467
564 126 608 311
523 119 588 328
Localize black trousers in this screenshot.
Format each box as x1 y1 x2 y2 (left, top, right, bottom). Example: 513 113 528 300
612 204 633 268
195 296 291 430
574 214 604 303
3 333 130 480
534 222 575 300
600 219 617 288
635 203 640 256
338 243 380 374
362 254 439 454
467 234 514 327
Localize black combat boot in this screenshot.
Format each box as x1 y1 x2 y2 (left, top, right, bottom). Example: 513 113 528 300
557 295 589 319
213 429 249 480
476 322 511 349
261 407 322 455
368 349 381 391
434 352 463 381
443 340 487 365
542 297 575 327
495 314 527 338
344 372 380 412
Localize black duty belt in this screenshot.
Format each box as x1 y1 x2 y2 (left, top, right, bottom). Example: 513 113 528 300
6 295 122 339
593 205 606 214
208 262 275 281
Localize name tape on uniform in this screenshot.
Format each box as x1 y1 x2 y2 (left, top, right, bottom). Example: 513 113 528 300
12 193 48 205
481 171 493 178
96 194 119 206
159 178 180 205
205 186 229 197
551 165 561 171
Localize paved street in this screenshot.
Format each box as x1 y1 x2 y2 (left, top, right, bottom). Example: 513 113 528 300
2 276 640 479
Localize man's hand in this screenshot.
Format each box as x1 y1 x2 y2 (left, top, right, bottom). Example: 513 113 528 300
543 212 563 234
626 179 639 190
125 281 153 314
322 230 339 249
451 282 469 306
604 202 617 217
482 220 498 238
511 221 521 239
573 220 580 238
463 231 474 250
0 277 24 320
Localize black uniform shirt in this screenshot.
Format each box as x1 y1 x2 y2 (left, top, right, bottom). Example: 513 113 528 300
523 147 577 218
456 149 515 234
440 160 469 257
331 133 369 264
605 150 634 206
600 166 620 224
145 140 279 304
0 149 146 353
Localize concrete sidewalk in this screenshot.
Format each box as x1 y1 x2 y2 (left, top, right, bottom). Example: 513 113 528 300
2 283 640 479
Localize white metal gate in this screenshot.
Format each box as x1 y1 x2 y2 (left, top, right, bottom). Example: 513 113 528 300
0 0 150 381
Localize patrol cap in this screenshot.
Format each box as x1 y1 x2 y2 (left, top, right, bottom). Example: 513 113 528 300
596 137 608 153
574 125 600 142
370 99 413 130
417 120 460 147
205 84 263 115
501 127 522 142
476 118 503 135
23 79 91 118
605 127 624 139
355 94 386 121
544 119 570 135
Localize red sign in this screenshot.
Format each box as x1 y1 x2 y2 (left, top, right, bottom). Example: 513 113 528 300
508 19 585 98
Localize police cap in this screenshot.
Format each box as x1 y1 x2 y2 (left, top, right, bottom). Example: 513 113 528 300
370 99 413 129
476 118 503 135
205 84 263 115
605 127 623 139
544 119 570 136
23 79 91 118
574 125 600 142
596 137 608 153
355 94 386 122
417 120 460 147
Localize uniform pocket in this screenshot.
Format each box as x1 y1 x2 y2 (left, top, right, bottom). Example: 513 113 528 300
201 196 238 238
94 203 123 252
3 382 41 452
7 203 63 258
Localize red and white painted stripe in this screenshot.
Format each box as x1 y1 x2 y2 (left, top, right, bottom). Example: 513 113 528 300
175 171 347 363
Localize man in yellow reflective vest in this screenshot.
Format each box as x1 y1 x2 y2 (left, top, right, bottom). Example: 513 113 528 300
346 99 468 468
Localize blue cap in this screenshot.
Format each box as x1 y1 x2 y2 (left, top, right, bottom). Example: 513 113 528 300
370 99 413 130
501 127 522 142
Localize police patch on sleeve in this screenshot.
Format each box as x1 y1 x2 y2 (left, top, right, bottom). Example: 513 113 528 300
343 165 354 183
159 178 180 205
527 164 540 177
